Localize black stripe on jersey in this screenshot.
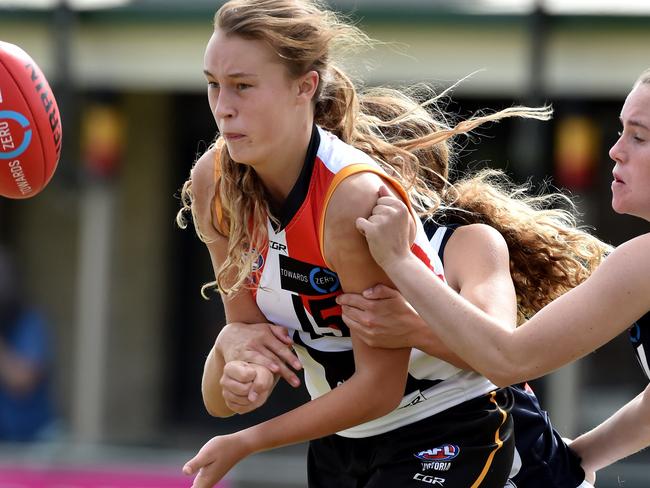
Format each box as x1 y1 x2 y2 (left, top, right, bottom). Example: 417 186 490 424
294 332 442 393
294 332 355 389
422 219 459 261
402 375 443 405
270 124 320 231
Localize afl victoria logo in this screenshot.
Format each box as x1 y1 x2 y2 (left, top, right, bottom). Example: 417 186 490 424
0 110 32 159
414 445 460 462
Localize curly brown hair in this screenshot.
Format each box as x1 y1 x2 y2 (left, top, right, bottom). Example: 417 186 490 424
434 171 610 322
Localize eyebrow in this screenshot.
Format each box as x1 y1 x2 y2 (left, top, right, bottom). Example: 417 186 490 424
629 119 650 131
620 116 649 130
203 69 258 79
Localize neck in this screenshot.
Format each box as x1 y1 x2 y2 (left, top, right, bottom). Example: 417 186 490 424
255 119 314 205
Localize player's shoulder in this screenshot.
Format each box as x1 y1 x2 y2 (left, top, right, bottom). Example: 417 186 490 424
445 223 510 278
604 233 650 271
325 171 407 240
191 146 220 201
330 171 386 211
603 233 650 290
617 232 650 255
189 145 223 240
448 223 509 256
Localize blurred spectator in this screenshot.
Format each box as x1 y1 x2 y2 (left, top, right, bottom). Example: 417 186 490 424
0 247 57 442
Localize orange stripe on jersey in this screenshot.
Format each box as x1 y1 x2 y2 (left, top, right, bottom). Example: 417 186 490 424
317 163 415 269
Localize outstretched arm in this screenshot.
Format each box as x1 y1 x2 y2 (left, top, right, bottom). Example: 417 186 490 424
357 187 650 386
338 223 518 372
569 383 650 475
183 173 413 487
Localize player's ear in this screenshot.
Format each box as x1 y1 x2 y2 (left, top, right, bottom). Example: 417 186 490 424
296 70 319 103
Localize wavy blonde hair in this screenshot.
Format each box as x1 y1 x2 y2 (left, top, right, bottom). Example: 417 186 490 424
177 0 610 315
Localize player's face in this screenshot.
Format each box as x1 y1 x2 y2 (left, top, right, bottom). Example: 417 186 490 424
203 29 302 168
609 83 650 221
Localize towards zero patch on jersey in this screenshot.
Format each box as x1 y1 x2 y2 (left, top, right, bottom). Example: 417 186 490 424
279 254 340 296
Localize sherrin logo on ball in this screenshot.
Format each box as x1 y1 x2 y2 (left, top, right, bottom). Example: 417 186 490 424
0 41 62 199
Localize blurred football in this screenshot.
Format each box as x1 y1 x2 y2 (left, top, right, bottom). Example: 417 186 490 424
0 41 62 199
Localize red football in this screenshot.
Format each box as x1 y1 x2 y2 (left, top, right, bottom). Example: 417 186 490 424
0 41 62 199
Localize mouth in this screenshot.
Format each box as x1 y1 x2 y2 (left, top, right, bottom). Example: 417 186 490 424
612 173 625 185
223 132 246 142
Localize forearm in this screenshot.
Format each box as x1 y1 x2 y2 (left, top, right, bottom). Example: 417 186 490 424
412 315 471 369
419 332 472 370
201 344 234 417
235 367 405 455
570 384 650 472
383 255 520 385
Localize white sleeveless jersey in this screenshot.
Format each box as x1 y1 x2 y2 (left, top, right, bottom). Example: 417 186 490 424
242 126 495 437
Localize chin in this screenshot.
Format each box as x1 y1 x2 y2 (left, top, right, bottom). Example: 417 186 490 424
225 149 253 166
611 192 630 215
612 200 648 219
611 201 624 214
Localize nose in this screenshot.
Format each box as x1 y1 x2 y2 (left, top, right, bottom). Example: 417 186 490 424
609 135 624 164
214 89 236 121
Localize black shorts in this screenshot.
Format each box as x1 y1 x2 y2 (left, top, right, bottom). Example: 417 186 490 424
307 389 514 488
508 384 585 487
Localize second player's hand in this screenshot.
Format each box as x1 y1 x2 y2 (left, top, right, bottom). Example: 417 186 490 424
337 284 420 349
355 185 413 270
221 361 275 414
216 322 302 387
